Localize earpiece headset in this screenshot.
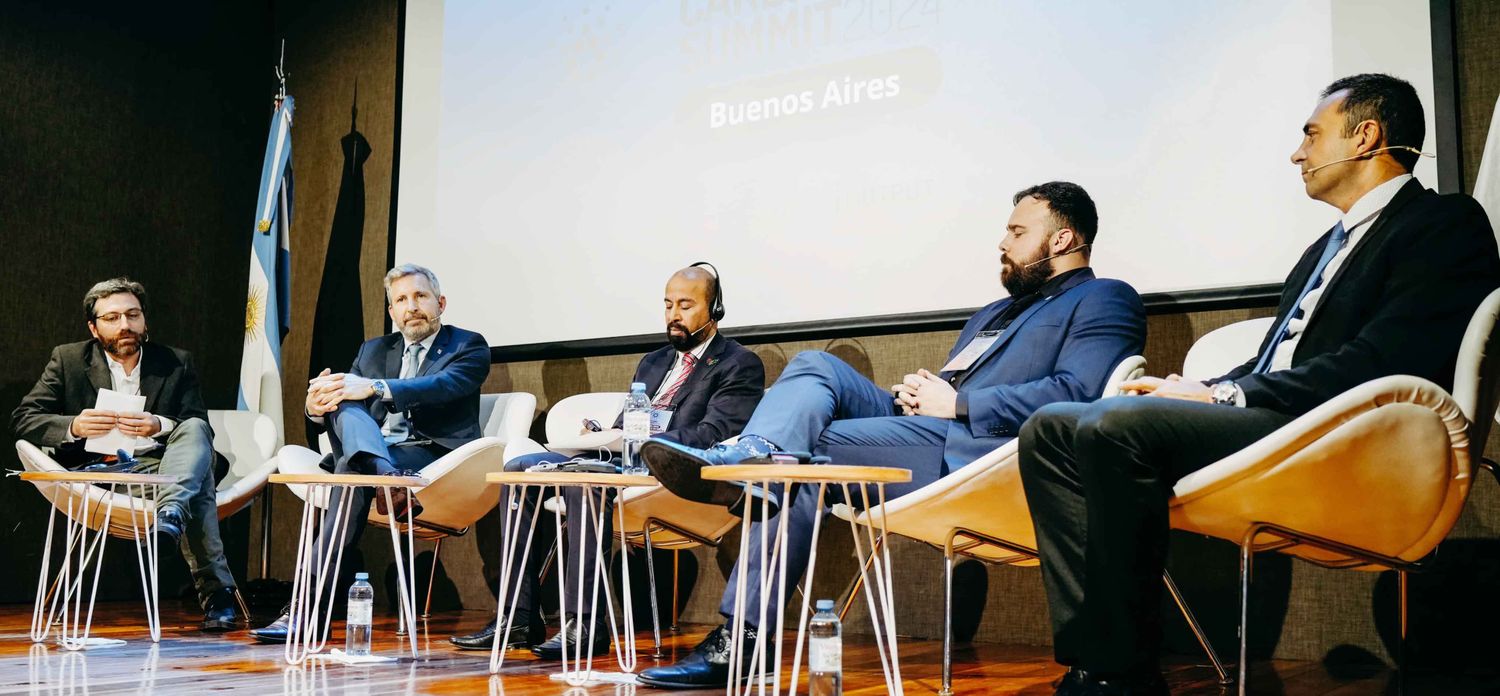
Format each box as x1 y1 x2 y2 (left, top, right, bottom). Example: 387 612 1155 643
690 261 726 322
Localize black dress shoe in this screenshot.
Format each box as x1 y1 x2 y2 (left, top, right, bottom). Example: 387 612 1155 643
636 623 764 689
249 605 292 644
1056 667 1170 696
155 505 185 546
639 438 782 519
200 588 244 632
449 613 544 651
1054 667 1094 696
530 618 612 660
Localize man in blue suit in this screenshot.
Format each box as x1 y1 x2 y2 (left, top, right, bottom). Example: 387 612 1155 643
449 264 765 656
251 263 490 643
637 181 1147 689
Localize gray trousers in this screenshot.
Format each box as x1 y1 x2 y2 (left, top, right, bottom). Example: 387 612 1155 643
133 418 236 606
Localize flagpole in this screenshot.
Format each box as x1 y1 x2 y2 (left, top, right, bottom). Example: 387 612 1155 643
243 41 295 609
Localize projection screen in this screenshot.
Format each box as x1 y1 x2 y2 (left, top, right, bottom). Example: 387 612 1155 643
396 0 1437 352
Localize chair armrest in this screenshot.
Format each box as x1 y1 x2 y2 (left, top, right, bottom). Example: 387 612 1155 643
1171 374 1471 563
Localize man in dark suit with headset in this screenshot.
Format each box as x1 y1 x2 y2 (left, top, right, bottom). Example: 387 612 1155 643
638 182 1148 689
251 263 491 643
448 263 765 657
1018 74 1500 695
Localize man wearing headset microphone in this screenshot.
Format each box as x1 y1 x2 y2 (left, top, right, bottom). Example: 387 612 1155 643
449 263 766 658
1015 74 1500 695
637 182 1148 689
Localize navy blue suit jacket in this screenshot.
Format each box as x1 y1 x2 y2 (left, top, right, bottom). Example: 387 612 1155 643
339 324 491 451
941 269 1145 466
617 334 765 449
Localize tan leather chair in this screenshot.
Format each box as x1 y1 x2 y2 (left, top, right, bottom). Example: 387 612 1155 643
15 408 277 620
832 356 1233 694
274 392 537 616
1169 289 1500 694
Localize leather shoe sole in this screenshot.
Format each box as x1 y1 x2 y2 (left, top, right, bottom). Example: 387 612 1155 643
640 441 781 520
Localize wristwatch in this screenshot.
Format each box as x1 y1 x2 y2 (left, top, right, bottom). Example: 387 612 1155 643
372 380 388 399
1211 381 1239 406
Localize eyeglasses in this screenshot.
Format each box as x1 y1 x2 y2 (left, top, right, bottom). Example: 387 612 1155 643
94 310 144 324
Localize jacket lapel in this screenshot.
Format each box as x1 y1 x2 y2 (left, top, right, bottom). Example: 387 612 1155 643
1304 179 1423 326
416 325 453 377
85 343 113 394
961 269 1095 379
638 346 674 395
668 334 724 406
139 345 167 414
383 333 404 379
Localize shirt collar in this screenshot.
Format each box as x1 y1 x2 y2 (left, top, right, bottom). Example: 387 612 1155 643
403 329 439 356
1341 173 1412 234
104 350 139 379
677 332 715 363
1032 267 1088 300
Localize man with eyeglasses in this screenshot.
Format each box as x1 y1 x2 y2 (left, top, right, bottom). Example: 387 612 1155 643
12 277 243 632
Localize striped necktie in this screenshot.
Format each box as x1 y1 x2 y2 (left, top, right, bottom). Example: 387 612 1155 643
653 353 698 409
1252 221 1350 374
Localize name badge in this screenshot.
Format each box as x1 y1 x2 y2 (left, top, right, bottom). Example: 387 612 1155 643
649 409 674 434
941 331 1002 372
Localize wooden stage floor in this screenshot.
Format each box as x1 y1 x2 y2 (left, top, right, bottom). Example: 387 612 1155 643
1 604 1496 694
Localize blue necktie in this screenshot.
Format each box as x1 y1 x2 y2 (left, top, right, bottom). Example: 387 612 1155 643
1252 221 1350 374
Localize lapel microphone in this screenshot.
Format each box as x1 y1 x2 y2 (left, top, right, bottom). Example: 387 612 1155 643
1023 243 1091 269
1303 145 1435 175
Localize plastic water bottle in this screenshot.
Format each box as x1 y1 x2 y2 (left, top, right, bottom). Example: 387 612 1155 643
345 572 374 656
622 382 652 475
809 599 842 695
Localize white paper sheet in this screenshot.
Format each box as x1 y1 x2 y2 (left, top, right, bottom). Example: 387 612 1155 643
85 388 147 455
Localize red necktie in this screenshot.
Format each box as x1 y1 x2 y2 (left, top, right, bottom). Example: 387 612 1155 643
653 353 698 409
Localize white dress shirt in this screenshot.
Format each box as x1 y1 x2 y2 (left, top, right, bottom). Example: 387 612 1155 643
652 333 715 405
378 330 439 441
1266 174 1413 373
99 352 175 453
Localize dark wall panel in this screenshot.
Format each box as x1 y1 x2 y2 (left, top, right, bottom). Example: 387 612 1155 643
0 1 272 602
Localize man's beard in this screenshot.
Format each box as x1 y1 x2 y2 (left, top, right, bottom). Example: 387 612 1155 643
399 313 440 342
100 330 142 357
1001 254 1053 297
666 322 707 352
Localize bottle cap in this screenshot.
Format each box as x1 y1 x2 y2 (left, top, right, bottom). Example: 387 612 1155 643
355 572 369 581
815 599 834 611
631 382 647 392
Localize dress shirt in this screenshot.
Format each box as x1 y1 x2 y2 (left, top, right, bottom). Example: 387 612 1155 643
652 333 716 406
67 352 175 453
1224 174 1413 406
1267 174 1412 372
378 330 439 441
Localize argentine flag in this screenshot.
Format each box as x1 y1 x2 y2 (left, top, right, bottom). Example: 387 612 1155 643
238 96 295 445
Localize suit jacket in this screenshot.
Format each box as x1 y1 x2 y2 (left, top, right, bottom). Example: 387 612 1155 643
941 269 1146 467
613 334 765 449
11 340 209 468
335 324 491 451
1213 179 1500 416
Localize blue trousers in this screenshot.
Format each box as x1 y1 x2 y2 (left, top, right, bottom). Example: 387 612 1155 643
312 402 445 594
720 351 952 622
